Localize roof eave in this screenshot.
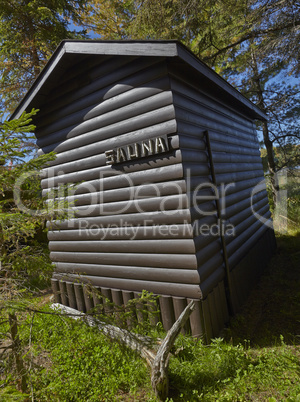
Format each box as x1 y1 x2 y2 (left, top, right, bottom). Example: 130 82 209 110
10 40 267 122
10 43 66 120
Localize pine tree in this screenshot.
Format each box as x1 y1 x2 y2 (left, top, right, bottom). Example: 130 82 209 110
0 0 88 115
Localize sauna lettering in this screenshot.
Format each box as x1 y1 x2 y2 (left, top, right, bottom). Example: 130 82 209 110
105 135 169 165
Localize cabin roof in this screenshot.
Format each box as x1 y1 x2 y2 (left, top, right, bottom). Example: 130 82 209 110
10 40 267 121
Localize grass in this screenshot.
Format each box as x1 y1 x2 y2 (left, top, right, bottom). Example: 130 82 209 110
168 335 300 401
0 305 155 402
27 311 153 401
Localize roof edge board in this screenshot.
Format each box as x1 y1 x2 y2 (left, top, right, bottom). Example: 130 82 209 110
64 41 179 57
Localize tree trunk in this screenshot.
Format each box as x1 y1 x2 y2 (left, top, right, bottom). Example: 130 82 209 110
250 49 279 205
8 312 28 393
26 12 40 79
262 120 279 204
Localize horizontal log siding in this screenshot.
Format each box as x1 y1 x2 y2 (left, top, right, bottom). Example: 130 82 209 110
38 102 176 156
53 273 202 299
49 239 195 254
40 55 199 295
54 262 200 283
169 70 271 301
170 82 222 298
36 56 167 126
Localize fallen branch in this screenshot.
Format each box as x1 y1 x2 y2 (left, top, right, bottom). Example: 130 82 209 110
151 300 195 399
51 300 195 400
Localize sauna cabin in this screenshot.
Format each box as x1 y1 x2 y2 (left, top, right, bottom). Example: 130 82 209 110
11 40 276 340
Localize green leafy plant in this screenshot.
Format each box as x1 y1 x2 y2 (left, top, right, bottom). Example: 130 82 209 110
21 307 154 402
0 110 57 394
167 336 300 401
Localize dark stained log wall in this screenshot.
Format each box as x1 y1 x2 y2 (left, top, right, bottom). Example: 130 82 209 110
38 55 204 302
12 42 276 338
168 62 273 313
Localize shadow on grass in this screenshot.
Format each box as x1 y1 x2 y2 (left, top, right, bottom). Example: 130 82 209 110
224 232 300 347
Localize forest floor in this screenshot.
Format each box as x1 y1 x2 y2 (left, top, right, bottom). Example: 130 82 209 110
223 233 300 348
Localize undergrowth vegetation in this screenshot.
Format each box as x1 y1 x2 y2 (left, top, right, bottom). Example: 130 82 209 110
26 310 151 401
1 304 299 401
168 335 300 401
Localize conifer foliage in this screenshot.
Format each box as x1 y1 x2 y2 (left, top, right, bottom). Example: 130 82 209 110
78 0 300 201
0 0 87 115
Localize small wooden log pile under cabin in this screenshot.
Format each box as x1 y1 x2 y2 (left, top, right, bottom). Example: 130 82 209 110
11 40 276 341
